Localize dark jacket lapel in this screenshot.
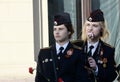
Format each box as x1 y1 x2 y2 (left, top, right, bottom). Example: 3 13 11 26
63 42 73 55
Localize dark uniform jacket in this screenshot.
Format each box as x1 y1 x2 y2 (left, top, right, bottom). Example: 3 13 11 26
35 42 86 82
72 39 117 82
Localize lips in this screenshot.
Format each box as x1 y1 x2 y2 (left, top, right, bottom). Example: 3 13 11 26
87 32 94 38
55 36 60 38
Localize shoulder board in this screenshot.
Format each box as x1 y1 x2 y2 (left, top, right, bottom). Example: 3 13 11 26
104 42 114 48
71 39 81 43
73 44 82 50
71 39 84 47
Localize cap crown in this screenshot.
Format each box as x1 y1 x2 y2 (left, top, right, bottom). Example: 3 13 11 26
87 9 104 22
54 12 71 26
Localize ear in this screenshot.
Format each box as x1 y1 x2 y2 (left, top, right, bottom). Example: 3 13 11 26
68 32 71 34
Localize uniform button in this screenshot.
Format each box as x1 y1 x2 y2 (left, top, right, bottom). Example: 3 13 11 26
58 56 60 60
49 59 52 61
45 58 48 62
47 78 50 82
56 67 59 70
42 60 44 63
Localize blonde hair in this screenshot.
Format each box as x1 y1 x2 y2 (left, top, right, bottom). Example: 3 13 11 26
81 20 109 42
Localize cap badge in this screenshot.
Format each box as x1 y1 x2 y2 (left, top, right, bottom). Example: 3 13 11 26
54 21 57 26
88 17 92 22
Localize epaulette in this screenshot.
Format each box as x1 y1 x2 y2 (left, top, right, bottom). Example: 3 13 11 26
73 44 82 50
71 39 81 43
71 39 84 47
104 42 114 48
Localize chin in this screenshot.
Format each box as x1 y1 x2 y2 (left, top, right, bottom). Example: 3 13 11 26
87 37 94 40
56 39 61 42
55 38 60 41
57 40 65 43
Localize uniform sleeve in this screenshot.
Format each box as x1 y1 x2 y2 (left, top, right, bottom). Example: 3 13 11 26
35 50 48 82
35 50 42 82
35 49 51 82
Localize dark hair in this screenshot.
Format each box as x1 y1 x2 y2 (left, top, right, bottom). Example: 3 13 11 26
64 23 74 39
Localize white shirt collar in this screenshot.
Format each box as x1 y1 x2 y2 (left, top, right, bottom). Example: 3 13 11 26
56 41 69 54
87 40 99 55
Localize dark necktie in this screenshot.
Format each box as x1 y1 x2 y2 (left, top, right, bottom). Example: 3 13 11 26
88 45 94 57
58 47 64 55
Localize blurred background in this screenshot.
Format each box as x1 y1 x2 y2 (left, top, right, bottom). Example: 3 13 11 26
0 0 35 82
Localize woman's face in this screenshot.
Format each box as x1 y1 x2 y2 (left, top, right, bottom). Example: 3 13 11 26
85 21 102 41
53 24 70 43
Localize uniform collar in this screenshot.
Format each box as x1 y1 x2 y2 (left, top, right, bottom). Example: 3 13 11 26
56 41 69 54
87 40 99 55
88 41 99 49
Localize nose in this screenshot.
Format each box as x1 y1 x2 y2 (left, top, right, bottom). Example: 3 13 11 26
54 29 59 35
88 26 93 31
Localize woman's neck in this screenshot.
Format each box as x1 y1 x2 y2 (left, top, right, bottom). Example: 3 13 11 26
57 40 69 46
88 38 99 44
